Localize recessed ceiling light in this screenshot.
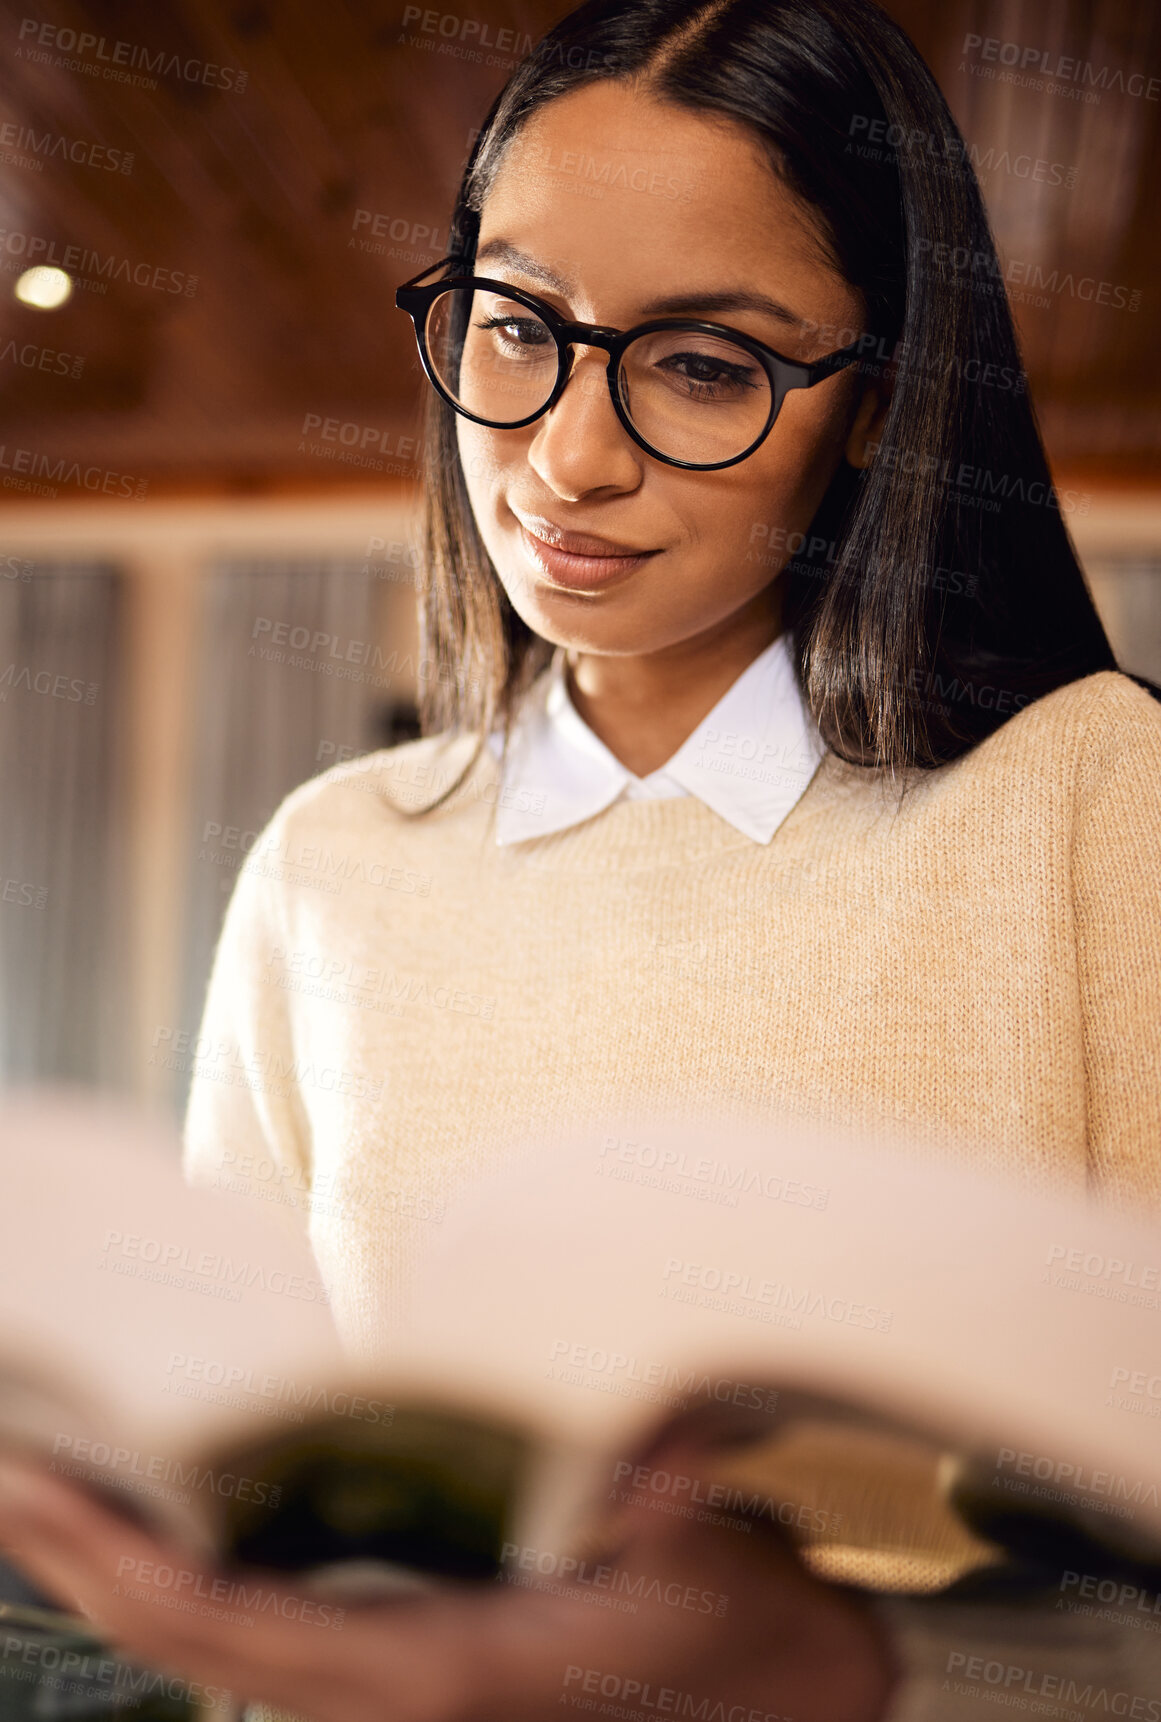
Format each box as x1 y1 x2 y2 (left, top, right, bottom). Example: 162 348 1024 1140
15 266 73 310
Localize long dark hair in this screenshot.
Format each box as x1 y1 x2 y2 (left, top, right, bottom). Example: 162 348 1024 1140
414 0 1119 786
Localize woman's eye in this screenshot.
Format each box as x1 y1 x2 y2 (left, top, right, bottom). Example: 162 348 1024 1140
657 351 760 394
476 315 552 349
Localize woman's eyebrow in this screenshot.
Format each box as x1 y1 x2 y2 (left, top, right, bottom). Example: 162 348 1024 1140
640 288 805 326
474 240 806 327
475 240 570 291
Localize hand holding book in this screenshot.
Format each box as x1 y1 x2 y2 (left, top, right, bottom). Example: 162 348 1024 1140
0 1420 894 1722
0 1094 1159 1722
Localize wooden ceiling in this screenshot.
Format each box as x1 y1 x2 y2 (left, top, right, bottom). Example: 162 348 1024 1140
0 0 1157 496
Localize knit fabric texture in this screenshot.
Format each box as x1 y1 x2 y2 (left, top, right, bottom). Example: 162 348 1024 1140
187 666 1161 1303
184 666 1161 1701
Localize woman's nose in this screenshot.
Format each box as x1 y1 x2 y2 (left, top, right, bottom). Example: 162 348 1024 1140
525 347 643 499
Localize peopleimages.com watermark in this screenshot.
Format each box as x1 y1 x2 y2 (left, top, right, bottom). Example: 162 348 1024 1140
350 208 448 269
0 447 147 502
0 230 196 297
266 943 497 1023
863 441 1091 516
526 140 695 203
0 875 47 908
598 1133 829 1211
612 1459 842 1539
51 1432 280 1509
252 613 412 669
397 5 535 69
1042 1243 1161 1308
1 339 84 379
0 1639 230 1718
98 1227 331 1305
163 1352 395 1426
313 741 548 822
793 321 1029 396
193 814 434 899
661 1257 893 1333
941 1647 1159 1718
547 1338 780 1415
912 239 1140 315
744 530 983 599
990 1446 1160 1520
247 619 482 703
112 1558 344 1629
1058 1568 1161 1633
150 1023 386 1098
847 114 1077 188
207 1142 447 1229
561 1663 794 1721
501 1542 728 1617
0 661 98 704
361 535 425 590
1108 1367 1161 1420
958 31 1160 104
297 411 419 477
0 121 133 175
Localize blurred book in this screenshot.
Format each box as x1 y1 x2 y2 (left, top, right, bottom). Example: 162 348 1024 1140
1 1092 1159 1620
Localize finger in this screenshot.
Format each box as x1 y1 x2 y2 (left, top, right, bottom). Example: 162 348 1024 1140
0 1461 495 1722
588 1430 807 1588
0 1461 354 1712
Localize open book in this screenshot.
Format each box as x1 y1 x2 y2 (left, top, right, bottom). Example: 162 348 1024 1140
2 1091 1160 1610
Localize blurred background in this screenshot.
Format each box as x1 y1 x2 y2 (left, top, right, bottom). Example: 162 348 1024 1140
0 0 1158 1112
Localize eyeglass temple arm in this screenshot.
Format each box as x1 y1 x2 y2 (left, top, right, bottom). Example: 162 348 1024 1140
396 256 466 296
801 335 870 385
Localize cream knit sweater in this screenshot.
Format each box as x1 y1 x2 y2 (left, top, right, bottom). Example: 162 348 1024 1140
185 666 1161 1604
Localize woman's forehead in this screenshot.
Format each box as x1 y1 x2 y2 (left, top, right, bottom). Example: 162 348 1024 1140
477 86 854 328
490 80 771 209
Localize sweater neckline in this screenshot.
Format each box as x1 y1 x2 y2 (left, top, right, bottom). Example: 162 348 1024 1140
501 793 770 873
432 745 874 874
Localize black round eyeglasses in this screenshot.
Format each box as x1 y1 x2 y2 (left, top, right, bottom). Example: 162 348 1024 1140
396 258 866 472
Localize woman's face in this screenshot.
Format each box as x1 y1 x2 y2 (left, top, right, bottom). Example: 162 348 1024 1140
458 80 881 660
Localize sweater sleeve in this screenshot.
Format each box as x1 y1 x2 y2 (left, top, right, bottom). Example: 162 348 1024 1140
182 822 315 1247
1071 675 1161 1213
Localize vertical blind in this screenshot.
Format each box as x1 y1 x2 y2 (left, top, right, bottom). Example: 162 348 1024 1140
0 565 125 1089
175 558 398 1113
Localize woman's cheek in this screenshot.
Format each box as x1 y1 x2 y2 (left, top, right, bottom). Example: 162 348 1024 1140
736 404 852 559
729 469 811 572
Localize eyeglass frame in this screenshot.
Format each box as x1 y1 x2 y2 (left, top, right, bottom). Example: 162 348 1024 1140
395 257 868 473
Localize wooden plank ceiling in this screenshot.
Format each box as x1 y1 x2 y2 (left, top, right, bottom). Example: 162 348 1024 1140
0 0 1156 495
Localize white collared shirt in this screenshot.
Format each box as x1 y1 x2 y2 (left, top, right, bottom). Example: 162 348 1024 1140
489 631 827 845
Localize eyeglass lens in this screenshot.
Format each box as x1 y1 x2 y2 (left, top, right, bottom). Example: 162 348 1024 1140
423 286 775 465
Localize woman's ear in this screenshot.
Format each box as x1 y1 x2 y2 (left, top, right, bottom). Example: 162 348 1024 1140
844 376 893 470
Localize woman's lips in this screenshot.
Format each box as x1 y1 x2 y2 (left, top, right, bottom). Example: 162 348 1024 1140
516 521 660 592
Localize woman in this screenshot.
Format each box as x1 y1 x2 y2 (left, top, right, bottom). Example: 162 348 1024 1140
1 0 1158 1717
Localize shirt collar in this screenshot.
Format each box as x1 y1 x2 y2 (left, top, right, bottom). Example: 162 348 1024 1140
490 632 826 846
